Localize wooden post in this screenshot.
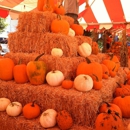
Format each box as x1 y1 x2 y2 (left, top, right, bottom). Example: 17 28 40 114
120 29 128 67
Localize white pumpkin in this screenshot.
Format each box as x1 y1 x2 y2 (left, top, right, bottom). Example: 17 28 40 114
0 97 11 111
46 70 64 87
6 101 22 116
40 109 57 128
51 48 63 57
74 74 93 92
78 42 92 57
68 28 75 37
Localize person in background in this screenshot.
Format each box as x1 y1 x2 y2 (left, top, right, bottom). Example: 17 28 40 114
60 0 89 24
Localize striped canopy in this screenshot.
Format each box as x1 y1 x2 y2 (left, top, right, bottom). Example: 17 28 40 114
0 0 130 30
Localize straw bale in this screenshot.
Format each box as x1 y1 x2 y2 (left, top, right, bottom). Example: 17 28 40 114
8 32 78 57
0 67 126 128
75 35 93 46
4 52 86 79
17 11 74 33
0 112 94 130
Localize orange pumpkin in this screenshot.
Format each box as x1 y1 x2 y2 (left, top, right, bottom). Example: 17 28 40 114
76 58 103 81
54 4 65 15
99 102 122 118
26 53 47 85
70 24 84 36
23 101 41 119
61 79 74 89
37 0 55 11
95 109 125 130
51 14 70 35
13 61 29 84
92 41 99 55
0 58 15 81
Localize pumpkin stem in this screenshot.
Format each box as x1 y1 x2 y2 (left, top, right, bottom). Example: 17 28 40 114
57 14 61 20
116 82 122 87
108 53 114 60
18 59 22 65
107 109 112 114
112 65 116 71
85 57 91 64
124 79 128 85
31 100 36 107
92 74 99 81
34 53 44 61
102 101 111 107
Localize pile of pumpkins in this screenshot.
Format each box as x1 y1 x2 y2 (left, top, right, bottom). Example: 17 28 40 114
0 52 121 92
0 97 73 130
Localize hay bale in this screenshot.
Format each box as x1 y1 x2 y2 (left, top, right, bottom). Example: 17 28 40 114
0 67 126 128
8 32 78 57
17 11 74 33
4 52 86 79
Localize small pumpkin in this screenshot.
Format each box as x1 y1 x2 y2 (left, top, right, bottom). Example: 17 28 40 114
54 4 65 15
40 109 57 128
74 74 93 92
92 41 99 55
51 14 70 35
95 109 125 130
6 102 22 117
23 100 41 119
0 98 11 111
26 53 47 85
70 24 84 35
51 48 63 57
46 70 64 87
56 110 73 130
0 58 15 81
43 0 54 12
78 42 92 57
61 79 74 89
13 60 29 84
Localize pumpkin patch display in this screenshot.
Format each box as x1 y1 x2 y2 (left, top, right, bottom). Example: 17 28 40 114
26 53 47 85
56 110 73 130
74 74 93 92
40 109 57 128
0 58 15 81
6 102 22 117
13 62 29 84
0 98 11 111
78 42 92 57
46 70 64 87
95 109 125 130
51 14 70 35
22 101 41 119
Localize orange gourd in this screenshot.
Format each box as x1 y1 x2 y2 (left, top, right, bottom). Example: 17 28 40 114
51 14 70 35
13 60 29 84
26 53 47 85
0 58 15 81
61 79 74 89
92 41 99 55
23 101 41 119
70 24 84 36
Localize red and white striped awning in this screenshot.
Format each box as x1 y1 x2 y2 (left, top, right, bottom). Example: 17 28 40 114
0 0 130 30
78 0 130 30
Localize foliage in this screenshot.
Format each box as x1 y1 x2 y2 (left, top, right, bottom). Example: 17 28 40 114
0 18 8 33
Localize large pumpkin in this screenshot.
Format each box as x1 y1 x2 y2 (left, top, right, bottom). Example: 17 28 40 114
76 58 103 81
0 58 15 81
95 109 125 130
51 14 70 35
26 53 47 85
